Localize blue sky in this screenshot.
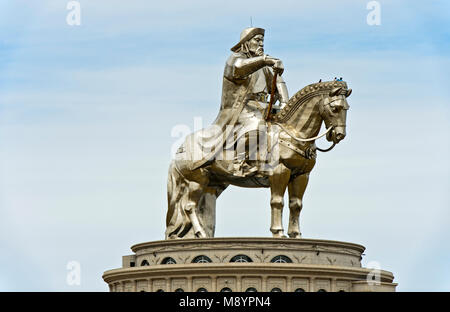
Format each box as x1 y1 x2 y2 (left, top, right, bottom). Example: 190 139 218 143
0 0 449 291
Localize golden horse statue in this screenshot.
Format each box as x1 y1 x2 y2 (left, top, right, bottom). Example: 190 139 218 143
166 80 351 239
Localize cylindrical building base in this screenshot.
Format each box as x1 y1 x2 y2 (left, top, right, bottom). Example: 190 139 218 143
102 237 397 292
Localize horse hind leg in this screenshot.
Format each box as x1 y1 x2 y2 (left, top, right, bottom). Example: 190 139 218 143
287 173 309 238
197 183 229 238
185 180 209 238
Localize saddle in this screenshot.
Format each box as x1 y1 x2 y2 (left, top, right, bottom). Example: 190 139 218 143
216 124 281 177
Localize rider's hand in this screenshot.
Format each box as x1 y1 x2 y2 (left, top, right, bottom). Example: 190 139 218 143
272 59 284 75
265 56 284 75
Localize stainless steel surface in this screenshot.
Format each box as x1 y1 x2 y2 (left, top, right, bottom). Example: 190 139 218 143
166 29 351 240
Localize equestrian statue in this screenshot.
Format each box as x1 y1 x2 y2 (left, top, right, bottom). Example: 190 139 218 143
166 27 352 239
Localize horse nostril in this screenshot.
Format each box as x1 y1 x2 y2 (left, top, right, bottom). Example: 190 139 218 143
336 133 345 141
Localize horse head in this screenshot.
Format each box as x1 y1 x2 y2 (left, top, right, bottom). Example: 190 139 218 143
320 84 351 144
274 80 351 146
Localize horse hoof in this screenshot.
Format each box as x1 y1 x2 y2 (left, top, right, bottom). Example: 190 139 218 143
272 231 286 238
288 232 302 239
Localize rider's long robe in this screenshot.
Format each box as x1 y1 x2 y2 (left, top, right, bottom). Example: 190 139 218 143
178 52 279 171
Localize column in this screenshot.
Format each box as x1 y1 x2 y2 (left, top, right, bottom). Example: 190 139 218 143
148 278 152 292
286 277 292 292
211 276 217 292
262 276 267 292
309 277 315 292
331 278 337 292
187 276 193 292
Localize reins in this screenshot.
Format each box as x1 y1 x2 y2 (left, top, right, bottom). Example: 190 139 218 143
273 122 337 153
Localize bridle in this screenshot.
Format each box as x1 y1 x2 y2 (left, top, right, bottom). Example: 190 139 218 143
273 122 336 152
273 96 346 153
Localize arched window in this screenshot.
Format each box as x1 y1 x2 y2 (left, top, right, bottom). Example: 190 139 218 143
156 289 164 292
294 288 305 292
271 288 282 292
338 290 346 292
175 288 184 292
270 255 293 263
141 260 149 266
317 289 327 292
220 287 232 292
197 288 208 292
245 287 257 292
230 255 253 263
161 257 176 264
192 255 212 263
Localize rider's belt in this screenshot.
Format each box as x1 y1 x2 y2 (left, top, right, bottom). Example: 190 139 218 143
246 92 269 103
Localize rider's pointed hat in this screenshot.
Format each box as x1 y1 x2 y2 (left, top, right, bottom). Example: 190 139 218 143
231 27 265 52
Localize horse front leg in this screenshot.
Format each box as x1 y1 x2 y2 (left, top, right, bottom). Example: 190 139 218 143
268 164 291 238
287 173 309 238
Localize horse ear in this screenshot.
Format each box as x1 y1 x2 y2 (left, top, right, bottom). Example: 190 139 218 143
346 89 352 97
329 87 342 97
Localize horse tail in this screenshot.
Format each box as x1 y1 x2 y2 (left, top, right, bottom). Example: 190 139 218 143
165 161 192 239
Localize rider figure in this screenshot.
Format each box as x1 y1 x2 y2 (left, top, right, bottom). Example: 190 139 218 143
226 27 289 174
189 27 289 175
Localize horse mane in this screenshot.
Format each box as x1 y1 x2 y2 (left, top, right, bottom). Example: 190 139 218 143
274 80 348 123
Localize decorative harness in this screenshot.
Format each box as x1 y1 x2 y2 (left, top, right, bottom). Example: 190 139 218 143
273 94 347 157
